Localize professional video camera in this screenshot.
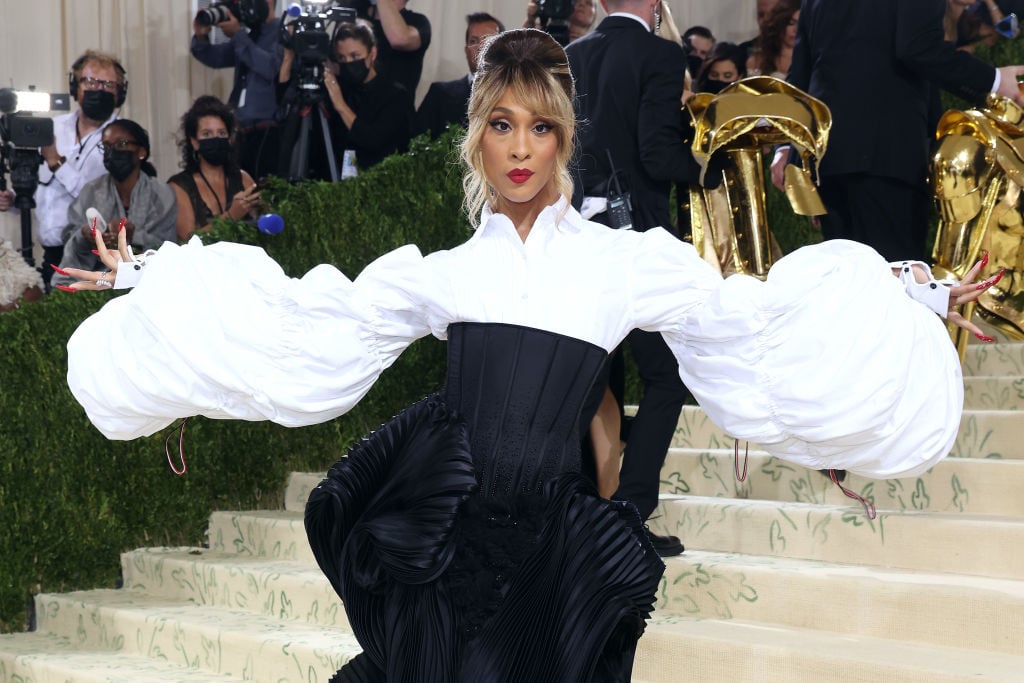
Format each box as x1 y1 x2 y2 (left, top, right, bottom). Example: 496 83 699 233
277 1 357 182
535 0 575 46
334 0 373 19
195 0 269 30
0 87 70 265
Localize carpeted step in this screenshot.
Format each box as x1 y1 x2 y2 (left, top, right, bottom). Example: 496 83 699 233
657 550 1024 655
634 614 1024 683
963 376 1024 410
667 406 1024 461
0 631 247 682
207 510 314 564
652 496 1024 580
660 448 1024 515
33 590 359 683
963 342 1024 377
120 547 347 629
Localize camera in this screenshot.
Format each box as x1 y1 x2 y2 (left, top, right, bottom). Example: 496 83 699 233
0 87 70 264
280 2 357 72
535 0 575 46
195 0 269 29
335 0 374 19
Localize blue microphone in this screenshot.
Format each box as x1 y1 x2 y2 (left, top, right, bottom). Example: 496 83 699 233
257 213 285 235
286 3 302 18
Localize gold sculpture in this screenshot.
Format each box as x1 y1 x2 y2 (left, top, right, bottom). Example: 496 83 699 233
681 76 831 278
931 93 1024 355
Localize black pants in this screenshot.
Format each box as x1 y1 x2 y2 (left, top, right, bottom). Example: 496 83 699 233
40 245 64 292
580 330 688 522
236 125 280 181
817 173 930 262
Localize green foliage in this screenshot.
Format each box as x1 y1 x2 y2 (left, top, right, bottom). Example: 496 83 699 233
0 130 465 633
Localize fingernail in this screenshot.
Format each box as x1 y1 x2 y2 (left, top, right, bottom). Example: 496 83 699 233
55 285 77 293
91 217 98 231
117 218 127 232
91 249 99 255
50 264 70 276
91 227 96 238
976 333 996 343
981 251 990 269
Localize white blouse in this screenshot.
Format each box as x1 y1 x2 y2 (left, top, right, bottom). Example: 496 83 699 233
67 197 962 479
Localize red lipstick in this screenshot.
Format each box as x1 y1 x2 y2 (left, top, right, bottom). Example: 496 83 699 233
507 168 533 184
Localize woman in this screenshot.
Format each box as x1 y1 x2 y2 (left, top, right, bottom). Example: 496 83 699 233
694 41 748 94
168 96 261 241
63 29 996 681
751 0 800 78
320 20 414 172
52 119 177 289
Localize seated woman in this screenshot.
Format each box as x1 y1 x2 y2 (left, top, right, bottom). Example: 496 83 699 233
52 119 177 289
62 29 999 681
168 96 261 241
694 41 748 94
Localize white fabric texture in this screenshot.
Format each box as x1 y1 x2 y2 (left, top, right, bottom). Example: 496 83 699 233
67 198 963 478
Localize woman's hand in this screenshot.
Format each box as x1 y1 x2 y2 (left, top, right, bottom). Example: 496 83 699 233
229 185 262 220
55 218 138 292
908 253 1006 342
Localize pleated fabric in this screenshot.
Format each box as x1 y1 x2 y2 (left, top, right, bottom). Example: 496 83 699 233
305 323 664 682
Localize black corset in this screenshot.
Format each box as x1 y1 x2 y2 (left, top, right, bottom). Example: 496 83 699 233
443 322 608 498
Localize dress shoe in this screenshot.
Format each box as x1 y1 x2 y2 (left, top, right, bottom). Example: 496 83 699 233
644 525 684 557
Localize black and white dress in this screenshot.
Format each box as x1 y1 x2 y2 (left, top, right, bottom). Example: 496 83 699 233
67 196 963 681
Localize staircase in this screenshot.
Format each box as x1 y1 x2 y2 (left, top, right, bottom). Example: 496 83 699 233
3 343 1024 682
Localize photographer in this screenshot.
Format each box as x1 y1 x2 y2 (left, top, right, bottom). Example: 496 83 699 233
321 20 413 172
0 50 125 291
524 0 598 43
342 0 431 95
191 0 282 178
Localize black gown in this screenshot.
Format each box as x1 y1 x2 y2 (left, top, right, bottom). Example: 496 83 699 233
305 322 665 682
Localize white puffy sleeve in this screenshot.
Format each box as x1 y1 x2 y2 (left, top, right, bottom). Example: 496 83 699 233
629 235 963 479
67 238 454 440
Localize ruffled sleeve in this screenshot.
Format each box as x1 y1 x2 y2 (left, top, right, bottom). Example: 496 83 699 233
67 238 453 440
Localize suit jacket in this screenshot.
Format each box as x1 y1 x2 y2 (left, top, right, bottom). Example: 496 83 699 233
788 0 995 186
415 74 472 138
567 16 703 233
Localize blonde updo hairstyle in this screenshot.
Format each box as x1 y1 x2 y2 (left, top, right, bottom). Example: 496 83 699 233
460 29 576 226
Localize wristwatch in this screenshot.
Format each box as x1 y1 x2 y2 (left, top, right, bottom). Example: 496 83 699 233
48 156 66 173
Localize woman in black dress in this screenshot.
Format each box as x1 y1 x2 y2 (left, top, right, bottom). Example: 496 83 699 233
65 29 999 683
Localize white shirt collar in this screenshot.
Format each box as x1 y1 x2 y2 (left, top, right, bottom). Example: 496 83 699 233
608 11 652 32
476 195 584 241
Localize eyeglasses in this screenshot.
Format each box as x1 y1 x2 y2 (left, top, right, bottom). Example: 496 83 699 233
80 76 120 93
99 139 139 152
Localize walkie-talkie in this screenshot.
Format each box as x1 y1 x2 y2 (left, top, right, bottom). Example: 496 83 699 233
605 150 633 230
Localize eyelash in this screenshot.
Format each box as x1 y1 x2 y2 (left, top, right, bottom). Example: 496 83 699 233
487 120 554 134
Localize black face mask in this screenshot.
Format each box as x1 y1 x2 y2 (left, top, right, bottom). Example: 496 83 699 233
81 89 117 121
339 60 370 87
104 149 138 182
702 79 732 95
197 138 232 167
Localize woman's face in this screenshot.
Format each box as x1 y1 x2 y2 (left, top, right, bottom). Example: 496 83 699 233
708 59 740 83
480 87 559 213
191 115 229 150
784 11 800 48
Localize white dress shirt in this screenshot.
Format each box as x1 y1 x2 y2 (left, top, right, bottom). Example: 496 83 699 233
67 197 961 479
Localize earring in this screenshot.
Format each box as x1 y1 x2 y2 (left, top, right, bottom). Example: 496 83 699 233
654 2 662 32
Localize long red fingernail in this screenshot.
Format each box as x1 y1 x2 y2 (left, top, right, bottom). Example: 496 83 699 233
55 285 77 293
976 333 996 343
91 227 96 238
92 217 98 231
981 251 990 269
91 249 99 255
50 264 70 276
117 218 127 232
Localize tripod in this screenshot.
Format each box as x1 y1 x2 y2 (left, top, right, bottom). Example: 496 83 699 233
277 69 339 183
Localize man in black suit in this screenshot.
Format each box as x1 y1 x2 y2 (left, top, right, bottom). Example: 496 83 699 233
772 0 1024 261
415 13 504 139
567 0 711 557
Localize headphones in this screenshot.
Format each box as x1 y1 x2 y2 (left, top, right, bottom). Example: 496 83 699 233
68 52 129 107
